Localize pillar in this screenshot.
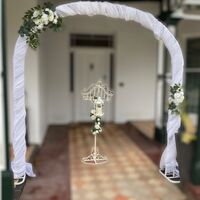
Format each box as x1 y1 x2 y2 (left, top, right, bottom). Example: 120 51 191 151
155 39 166 143
155 18 180 143
191 88 200 185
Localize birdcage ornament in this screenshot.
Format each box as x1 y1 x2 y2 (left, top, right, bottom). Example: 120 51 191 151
81 80 114 165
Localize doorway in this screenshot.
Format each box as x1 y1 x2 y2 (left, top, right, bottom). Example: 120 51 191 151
72 48 114 122
69 33 115 122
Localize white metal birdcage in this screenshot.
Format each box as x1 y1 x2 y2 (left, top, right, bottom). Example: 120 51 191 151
81 80 114 165
82 80 114 103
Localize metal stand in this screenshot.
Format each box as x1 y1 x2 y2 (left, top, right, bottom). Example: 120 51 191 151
82 134 108 165
81 80 113 165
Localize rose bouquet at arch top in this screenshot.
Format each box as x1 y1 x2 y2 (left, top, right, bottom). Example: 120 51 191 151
18 2 63 49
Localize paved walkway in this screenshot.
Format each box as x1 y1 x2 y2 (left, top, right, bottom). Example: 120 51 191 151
21 124 187 200
70 124 186 200
21 125 70 200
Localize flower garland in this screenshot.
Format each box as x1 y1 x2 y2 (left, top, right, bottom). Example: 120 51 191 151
90 97 104 134
18 2 63 49
169 84 184 115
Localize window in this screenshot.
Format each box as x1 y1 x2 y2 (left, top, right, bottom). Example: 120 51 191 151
70 34 114 48
185 38 200 113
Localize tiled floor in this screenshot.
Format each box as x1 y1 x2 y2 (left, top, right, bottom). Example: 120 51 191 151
69 124 187 200
121 123 163 166
12 145 38 200
132 121 155 139
20 124 188 200
20 125 70 200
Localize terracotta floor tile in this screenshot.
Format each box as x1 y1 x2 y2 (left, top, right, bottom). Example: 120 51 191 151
69 124 187 200
21 124 188 200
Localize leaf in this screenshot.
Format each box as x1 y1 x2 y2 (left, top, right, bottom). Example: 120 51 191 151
19 2 63 49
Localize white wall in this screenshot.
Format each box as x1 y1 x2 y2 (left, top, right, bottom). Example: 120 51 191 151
5 0 47 144
42 2 159 124
39 36 48 141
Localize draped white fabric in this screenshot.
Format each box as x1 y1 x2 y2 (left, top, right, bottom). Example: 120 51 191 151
11 36 36 178
12 1 183 179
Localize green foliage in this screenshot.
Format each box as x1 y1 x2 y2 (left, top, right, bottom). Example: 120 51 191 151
169 102 180 115
170 83 181 95
18 2 63 49
90 114 102 135
168 83 184 115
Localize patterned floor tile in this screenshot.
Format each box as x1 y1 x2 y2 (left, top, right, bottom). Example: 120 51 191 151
69 124 187 200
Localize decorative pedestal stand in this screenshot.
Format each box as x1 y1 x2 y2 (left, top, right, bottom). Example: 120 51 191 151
81 80 114 165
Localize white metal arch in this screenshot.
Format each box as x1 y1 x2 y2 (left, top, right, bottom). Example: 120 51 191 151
12 1 184 182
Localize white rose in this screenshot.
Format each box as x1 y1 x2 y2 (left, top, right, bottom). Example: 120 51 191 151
95 124 100 129
48 10 54 22
41 13 49 25
96 97 104 104
174 99 179 105
91 115 96 120
174 92 184 105
91 109 95 114
45 8 50 12
53 18 58 24
37 23 44 30
32 10 40 18
178 95 184 103
33 18 42 25
96 108 104 117
174 92 180 99
49 14 54 22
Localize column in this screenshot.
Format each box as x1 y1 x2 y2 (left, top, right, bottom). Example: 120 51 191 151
191 88 200 185
155 19 180 143
155 39 166 143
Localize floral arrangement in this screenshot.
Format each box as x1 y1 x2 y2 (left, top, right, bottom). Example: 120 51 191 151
168 83 184 115
90 97 104 134
18 2 63 49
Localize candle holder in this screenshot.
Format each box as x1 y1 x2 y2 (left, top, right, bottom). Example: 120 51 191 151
81 80 114 165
